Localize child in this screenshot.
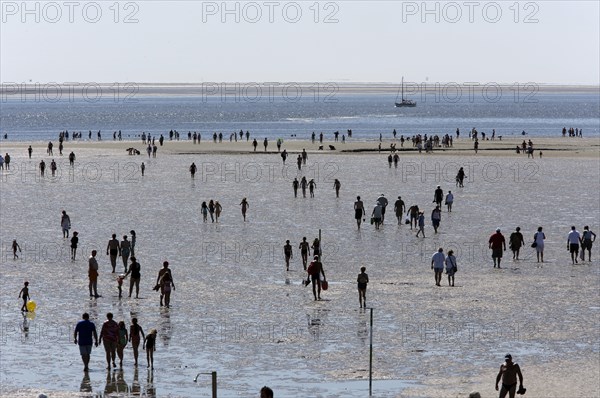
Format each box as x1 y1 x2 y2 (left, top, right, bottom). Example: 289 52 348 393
70 232 79 260
116 321 129 368
144 329 157 369
357 267 369 308
19 282 30 312
12 240 21 260
117 275 125 299
129 318 145 367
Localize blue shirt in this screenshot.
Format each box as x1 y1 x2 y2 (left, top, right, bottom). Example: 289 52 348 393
75 319 97 346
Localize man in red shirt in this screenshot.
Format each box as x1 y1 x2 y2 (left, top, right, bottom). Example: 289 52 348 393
489 228 507 268
99 312 119 369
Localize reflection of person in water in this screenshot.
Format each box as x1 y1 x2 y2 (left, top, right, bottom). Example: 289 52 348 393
80 372 92 393
130 368 141 396
115 370 129 394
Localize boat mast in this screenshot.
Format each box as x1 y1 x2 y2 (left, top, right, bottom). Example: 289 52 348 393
401 77 404 101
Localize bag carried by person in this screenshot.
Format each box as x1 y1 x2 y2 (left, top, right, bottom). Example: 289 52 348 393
531 242 537 248
404 215 410 224
321 280 328 290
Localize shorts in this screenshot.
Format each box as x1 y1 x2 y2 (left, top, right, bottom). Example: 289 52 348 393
492 248 503 258
103 340 117 352
582 240 592 250
357 283 367 290
570 243 579 253
79 345 92 356
355 209 363 220
432 219 440 228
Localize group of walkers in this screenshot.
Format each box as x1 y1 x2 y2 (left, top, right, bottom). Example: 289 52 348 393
200 199 223 223
74 312 157 371
490 225 596 268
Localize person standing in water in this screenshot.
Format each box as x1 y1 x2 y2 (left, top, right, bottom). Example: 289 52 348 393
189 162 197 178
240 198 249 221
300 177 308 198
354 196 365 229
283 240 293 271
407 205 419 230
433 186 444 207
156 261 175 307
307 255 326 300
140 162 145 177
144 329 157 369
431 206 442 233
357 267 369 308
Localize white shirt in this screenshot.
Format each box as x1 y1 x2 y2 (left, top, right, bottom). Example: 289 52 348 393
431 251 445 269
568 230 581 244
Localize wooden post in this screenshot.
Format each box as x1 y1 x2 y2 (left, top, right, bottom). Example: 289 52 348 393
369 307 373 396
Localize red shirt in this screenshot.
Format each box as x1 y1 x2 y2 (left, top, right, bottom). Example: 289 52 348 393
489 233 506 249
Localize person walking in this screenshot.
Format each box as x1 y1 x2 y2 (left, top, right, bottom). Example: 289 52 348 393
431 248 445 286
88 250 100 298
106 234 120 273
99 312 119 369
509 227 525 260
61 210 71 238
120 235 131 272
116 321 129 368
445 250 457 287
299 237 310 270
394 196 405 225
431 206 442 233
489 228 507 268
70 232 79 260
567 226 581 264
129 318 145 367
240 198 249 221
415 211 425 237
283 240 293 271
156 261 175 307
372 202 383 230
445 191 454 212
74 313 99 372
307 256 326 300
357 266 369 308
354 196 365 229
581 225 596 261
495 354 525 398
125 257 141 298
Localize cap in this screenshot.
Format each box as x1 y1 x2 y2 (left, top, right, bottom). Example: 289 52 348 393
505 353 512 359
496 228 501 232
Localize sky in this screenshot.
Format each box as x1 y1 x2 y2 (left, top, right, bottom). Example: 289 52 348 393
1 1 599 85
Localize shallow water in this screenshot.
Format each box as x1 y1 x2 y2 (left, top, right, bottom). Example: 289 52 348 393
1 146 599 397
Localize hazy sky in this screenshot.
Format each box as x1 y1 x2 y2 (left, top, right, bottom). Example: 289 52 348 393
1 1 599 84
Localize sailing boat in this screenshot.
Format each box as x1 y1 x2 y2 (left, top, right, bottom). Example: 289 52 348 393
395 77 416 107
